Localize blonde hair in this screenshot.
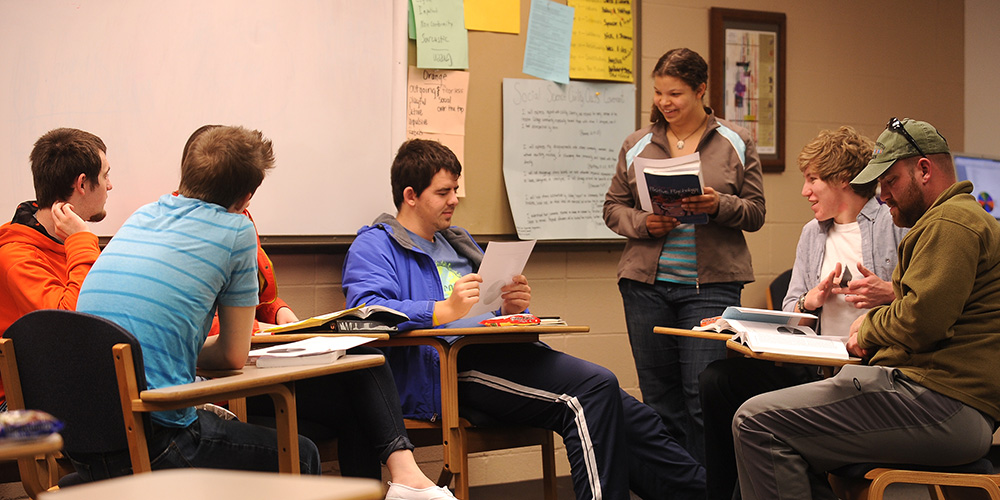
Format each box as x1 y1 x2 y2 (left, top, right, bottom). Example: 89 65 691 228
798 126 875 198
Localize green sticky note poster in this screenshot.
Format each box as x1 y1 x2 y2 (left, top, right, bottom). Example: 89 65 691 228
413 0 469 69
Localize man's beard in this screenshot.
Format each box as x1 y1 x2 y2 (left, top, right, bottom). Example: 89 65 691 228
88 210 107 223
890 177 926 228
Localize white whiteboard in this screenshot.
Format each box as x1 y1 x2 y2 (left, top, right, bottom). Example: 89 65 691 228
0 0 407 236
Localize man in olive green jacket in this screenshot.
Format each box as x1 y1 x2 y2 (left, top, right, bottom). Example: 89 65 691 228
732 118 1000 500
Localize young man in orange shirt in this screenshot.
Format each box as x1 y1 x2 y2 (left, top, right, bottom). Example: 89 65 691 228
0 127 112 410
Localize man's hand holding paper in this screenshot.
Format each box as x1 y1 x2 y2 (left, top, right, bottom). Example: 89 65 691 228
500 274 531 315
465 240 535 318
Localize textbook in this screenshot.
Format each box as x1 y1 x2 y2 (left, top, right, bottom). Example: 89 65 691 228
258 304 408 334
247 336 376 368
633 153 708 224
694 306 849 361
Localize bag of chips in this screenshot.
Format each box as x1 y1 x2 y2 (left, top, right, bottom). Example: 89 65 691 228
479 314 541 327
0 410 64 440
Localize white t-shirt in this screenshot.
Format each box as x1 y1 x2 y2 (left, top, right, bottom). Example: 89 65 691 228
819 221 869 336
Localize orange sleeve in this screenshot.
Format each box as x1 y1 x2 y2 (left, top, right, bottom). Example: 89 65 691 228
255 297 290 324
2 231 99 315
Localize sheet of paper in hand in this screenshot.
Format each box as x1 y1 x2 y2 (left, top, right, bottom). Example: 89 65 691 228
465 240 536 318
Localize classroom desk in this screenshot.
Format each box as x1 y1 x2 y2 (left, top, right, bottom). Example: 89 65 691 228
653 326 862 375
249 332 391 346
653 326 732 342
38 468 383 500
374 325 589 494
0 434 62 462
137 354 385 474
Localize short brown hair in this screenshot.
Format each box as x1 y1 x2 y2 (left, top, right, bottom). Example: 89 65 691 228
390 139 462 209
798 126 876 198
181 124 222 165
30 128 107 207
178 126 274 209
649 48 708 126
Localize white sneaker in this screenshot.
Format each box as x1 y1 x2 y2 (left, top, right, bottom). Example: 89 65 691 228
384 481 458 500
194 403 238 420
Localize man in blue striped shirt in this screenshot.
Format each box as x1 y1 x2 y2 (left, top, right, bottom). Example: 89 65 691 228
76 126 321 479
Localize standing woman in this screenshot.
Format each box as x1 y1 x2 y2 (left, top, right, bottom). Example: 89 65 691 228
603 47 765 463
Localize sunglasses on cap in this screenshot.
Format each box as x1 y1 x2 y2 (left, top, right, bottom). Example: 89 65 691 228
886 117 926 158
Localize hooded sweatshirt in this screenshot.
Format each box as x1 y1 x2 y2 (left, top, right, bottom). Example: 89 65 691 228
0 201 100 405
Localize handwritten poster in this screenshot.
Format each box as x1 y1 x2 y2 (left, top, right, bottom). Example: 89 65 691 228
407 67 469 195
568 0 633 82
522 0 574 84
502 78 634 239
413 0 469 69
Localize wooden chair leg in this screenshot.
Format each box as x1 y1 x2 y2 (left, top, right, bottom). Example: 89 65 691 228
266 383 300 474
455 425 470 500
113 344 152 474
541 431 557 500
229 397 248 422
17 457 47 500
928 484 946 500
436 467 454 489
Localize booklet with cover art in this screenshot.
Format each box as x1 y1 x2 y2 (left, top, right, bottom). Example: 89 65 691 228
257 304 408 334
633 152 708 224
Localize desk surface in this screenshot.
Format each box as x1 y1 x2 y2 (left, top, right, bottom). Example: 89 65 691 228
655 326 862 368
653 326 731 342
248 325 588 344
38 468 383 500
250 333 390 346
399 325 590 337
141 354 385 404
0 433 62 461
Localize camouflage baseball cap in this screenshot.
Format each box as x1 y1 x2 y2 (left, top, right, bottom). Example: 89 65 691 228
851 118 949 185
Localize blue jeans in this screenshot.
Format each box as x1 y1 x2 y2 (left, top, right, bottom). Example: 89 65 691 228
247 346 414 479
617 278 742 464
68 409 321 481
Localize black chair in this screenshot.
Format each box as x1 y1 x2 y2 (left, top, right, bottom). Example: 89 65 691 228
766 269 793 310
0 309 149 497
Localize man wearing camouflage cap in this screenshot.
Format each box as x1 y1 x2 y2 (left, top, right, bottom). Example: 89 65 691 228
730 118 1000 500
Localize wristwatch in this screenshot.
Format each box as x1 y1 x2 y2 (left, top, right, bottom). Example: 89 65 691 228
797 293 821 315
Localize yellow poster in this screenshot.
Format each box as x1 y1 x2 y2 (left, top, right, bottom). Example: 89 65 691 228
568 0 633 82
464 0 519 34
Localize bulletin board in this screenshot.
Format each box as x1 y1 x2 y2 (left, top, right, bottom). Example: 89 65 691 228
442 0 640 238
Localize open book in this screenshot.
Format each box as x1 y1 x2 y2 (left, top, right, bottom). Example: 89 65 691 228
633 153 708 224
258 304 408 335
247 336 376 368
695 306 849 360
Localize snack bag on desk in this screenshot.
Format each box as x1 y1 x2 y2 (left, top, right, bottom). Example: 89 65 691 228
480 314 541 327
